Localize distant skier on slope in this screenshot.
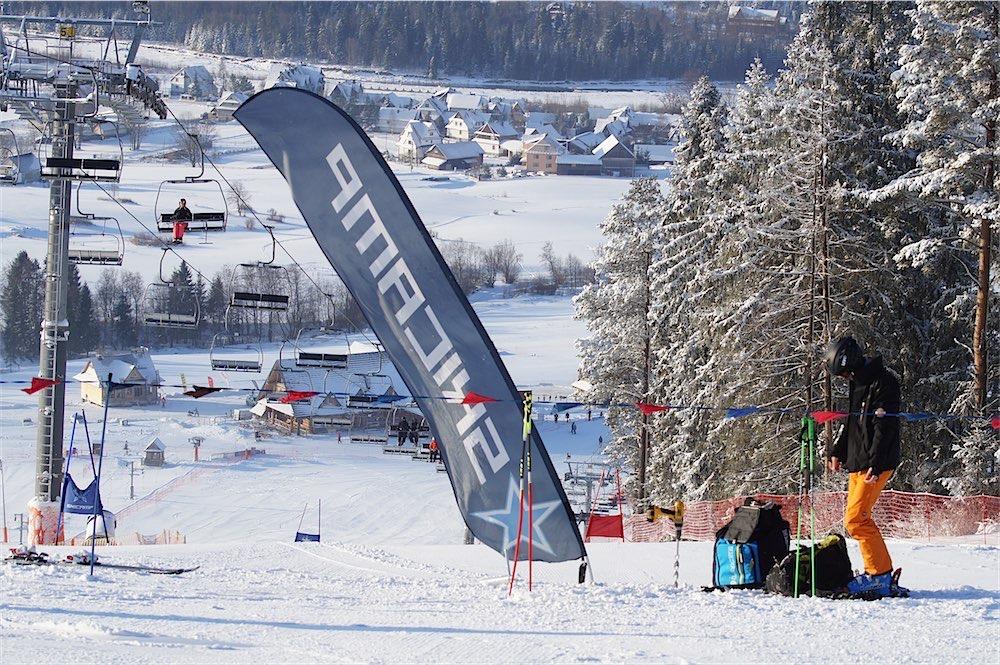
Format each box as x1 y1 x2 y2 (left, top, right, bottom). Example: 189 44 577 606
825 336 908 598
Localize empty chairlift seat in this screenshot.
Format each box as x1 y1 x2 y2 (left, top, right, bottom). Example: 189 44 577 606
296 352 349 369
41 157 122 181
230 290 290 311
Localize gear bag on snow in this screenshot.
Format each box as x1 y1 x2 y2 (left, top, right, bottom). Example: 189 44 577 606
712 500 790 589
765 533 854 597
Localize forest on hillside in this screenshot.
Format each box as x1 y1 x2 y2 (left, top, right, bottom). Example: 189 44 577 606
6 1 798 81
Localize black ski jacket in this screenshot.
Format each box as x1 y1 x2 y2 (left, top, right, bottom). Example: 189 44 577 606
172 205 193 221
829 356 901 475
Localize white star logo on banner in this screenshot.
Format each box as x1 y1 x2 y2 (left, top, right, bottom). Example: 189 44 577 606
472 475 562 558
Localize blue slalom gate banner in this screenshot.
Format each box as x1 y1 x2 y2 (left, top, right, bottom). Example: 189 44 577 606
294 532 321 543
236 89 586 563
61 473 103 515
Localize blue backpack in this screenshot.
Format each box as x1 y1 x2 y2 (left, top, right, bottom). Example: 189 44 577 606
712 501 790 590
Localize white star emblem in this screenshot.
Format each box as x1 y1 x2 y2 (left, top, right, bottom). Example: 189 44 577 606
471 475 562 559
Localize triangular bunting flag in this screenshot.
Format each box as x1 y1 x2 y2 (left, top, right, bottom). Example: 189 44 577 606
635 402 668 416
461 391 498 405
901 412 935 422
991 416 1000 431
811 410 849 425
726 406 761 419
184 386 223 399
281 390 319 404
21 377 59 395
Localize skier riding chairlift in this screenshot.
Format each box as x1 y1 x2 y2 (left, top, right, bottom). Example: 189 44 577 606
171 197 193 243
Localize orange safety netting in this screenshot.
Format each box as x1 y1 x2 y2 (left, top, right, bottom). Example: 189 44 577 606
625 491 1000 543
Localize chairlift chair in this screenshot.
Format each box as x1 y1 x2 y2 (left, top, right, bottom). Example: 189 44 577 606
141 250 200 329
209 330 263 373
67 182 125 265
38 117 123 182
154 137 228 233
229 229 291 311
0 128 21 184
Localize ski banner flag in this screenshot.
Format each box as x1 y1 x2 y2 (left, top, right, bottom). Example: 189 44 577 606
60 473 103 515
235 89 586 562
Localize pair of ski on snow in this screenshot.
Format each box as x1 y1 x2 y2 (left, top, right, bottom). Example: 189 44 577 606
4 547 198 575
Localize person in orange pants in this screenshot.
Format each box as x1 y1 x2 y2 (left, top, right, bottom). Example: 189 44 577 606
825 336 907 598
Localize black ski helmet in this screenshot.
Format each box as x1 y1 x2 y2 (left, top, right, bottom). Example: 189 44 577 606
825 336 864 376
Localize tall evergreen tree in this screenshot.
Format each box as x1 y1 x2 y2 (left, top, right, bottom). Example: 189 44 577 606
575 178 666 503
0 251 43 363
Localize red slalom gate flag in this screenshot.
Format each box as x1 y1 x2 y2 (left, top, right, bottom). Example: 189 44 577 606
281 390 318 404
811 410 848 425
991 416 1000 431
22 377 59 395
461 391 498 405
636 402 668 416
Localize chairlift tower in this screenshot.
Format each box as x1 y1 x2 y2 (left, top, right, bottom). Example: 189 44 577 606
0 3 165 544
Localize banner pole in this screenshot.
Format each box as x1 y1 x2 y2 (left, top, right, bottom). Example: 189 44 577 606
89 374 112 577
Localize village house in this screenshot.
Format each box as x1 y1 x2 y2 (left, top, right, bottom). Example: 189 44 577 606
73 348 161 407
208 91 249 121
168 65 217 99
567 131 606 154
488 98 526 130
421 141 484 171
252 342 418 436
263 63 324 95
397 120 441 162
522 134 565 174
445 110 489 141
473 120 519 156
377 107 420 134
634 143 676 166
592 134 636 176
326 79 368 107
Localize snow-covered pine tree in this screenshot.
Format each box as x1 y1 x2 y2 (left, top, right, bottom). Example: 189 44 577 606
575 178 666 503
874 0 999 493
645 76 728 503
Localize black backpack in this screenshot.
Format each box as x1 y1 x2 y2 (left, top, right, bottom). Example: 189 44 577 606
765 534 854 597
711 500 790 589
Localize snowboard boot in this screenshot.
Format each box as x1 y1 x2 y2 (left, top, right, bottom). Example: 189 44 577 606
847 569 894 599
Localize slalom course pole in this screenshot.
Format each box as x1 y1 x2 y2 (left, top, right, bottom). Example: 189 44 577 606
55 413 79 545
318 498 322 543
672 500 685 588
296 502 307 535
89 374 112 577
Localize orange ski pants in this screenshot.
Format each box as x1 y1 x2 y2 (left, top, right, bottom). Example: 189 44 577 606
844 470 893 574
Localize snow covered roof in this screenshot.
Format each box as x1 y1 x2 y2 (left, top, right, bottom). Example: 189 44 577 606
524 124 563 140
418 96 449 115
379 107 419 123
635 143 676 163
214 91 249 110
500 139 525 153
380 92 415 109
327 79 365 100
593 134 633 158
523 134 565 154
448 110 489 128
264 63 324 93
427 141 485 160
170 65 214 84
569 131 606 152
73 349 159 385
145 438 165 452
446 92 486 111
595 118 630 137
525 112 557 129
257 343 409 419
557 154 601 165
400 120 440 144
476 121 518 138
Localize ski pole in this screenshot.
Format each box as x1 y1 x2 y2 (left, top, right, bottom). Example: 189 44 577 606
793 416 808 599
524 392 534 592
806 415 817 598
507 392 531 597
672 500 684 588
89 374 113 577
